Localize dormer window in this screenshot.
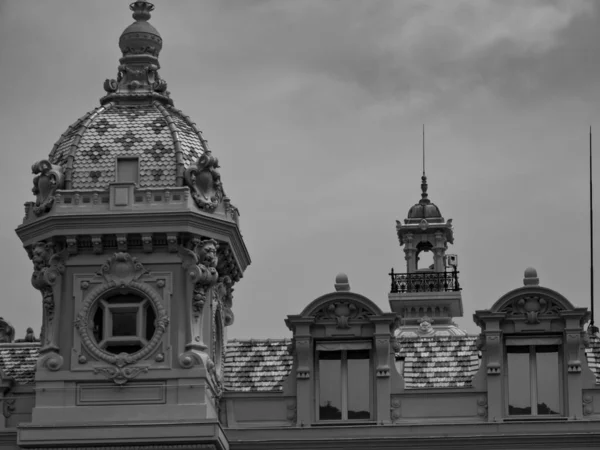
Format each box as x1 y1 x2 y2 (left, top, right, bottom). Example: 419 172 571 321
316 342 371 421
506 338 561 416
116 157 139 184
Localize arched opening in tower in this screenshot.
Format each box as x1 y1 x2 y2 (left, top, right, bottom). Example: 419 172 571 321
416 241 434 271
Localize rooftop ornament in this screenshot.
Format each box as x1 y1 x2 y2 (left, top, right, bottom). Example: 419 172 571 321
102 0 170 105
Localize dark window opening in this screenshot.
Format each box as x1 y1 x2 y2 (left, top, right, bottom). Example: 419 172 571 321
507 344 560 416
112 309 137 337
318 348 371 421
145 305 156 341
105 343 143 354
91 292 156 355
92 307 103 343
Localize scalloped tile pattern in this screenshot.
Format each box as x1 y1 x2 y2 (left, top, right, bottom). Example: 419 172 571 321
48 104 206 189
224 339 293 392
396 336 481 388
167 106 208 168
0 344 39 384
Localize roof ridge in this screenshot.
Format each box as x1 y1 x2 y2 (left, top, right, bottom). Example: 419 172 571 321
0 342 40 348
226 338 291 343
48 106 104 161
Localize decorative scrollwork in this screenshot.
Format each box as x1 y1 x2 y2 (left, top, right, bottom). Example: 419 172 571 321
184 153 224 212
500 295 564 324
31 160 64 217
94 365 149 385
313 300 374 329
2 396 15 419
0 318 15 344
74 253 169 380
30 241 68 337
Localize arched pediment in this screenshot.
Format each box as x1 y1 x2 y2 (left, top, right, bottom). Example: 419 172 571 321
301 292 383 326
490 286 576 324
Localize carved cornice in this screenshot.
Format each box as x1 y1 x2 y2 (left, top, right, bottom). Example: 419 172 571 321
16 210 251 272
26 446 216 450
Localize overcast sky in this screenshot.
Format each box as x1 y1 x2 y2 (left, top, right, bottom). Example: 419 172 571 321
1 0 600 340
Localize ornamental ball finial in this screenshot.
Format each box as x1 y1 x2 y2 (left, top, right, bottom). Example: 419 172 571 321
130 1 154 21
334 273 350 291
523 267 539 286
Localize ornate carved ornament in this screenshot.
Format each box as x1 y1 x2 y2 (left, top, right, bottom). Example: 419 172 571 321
0 318 15 344
211 295 226 382
94 365 149 386
390 397 401 422
30 241 68 320
31 160 64 217
500 295 563 324
184 153 224 212
104 63 168 95
74 253 169 378
217 244 242 283
179 239 220 317
313 300 375 329
2 395 15 419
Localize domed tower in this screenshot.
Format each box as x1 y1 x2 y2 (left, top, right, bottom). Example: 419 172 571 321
389 174 465 337
15 2 248 448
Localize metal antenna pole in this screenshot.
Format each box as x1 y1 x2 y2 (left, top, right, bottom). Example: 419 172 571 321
591 126 596 330
422 124 425 177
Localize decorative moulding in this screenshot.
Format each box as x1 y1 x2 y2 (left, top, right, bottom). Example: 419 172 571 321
185 153 224 212
31 160 64 217
74 253 169 383
313 301 374 329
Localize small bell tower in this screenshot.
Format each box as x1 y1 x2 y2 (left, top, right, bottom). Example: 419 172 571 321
389 170 465 337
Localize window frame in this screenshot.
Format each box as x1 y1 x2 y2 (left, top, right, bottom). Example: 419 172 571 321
90 294 154 354
504 336 564 418
314 341 374 423
116 156 140 184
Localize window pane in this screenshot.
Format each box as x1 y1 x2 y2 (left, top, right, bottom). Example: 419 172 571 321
347 350 370 419
112 310 138 337
507 347 531 415
117 158 139 183
536 346 560 415
319 351 342 420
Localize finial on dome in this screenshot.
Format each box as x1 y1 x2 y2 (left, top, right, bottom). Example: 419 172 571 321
420 175 430 204
523 267 539 286
130 1 154 21
335 273 350 291
102 0 169 105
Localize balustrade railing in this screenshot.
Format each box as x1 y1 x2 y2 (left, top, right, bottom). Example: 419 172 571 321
389 269 460 293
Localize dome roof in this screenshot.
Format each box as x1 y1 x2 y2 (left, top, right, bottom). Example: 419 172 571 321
40 1 220 197
407 201 443 221
48 102 207 190
405 175 444 224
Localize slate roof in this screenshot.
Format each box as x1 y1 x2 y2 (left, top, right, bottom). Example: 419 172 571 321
396 336 480 389
48 103 208 190
223 339 293 392
3 337 600 391
0 343 39 385
585 335 600 383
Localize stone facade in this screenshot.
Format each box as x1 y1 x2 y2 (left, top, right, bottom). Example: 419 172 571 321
2 2 600 450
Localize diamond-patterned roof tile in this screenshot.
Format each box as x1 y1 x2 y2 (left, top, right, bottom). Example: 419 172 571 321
48 103 207 190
